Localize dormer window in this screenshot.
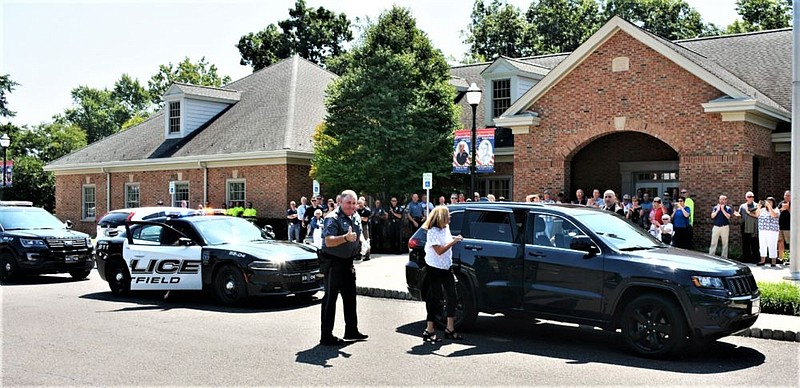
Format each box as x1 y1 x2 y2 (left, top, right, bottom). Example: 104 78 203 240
168 101 181 134
492 79 511 118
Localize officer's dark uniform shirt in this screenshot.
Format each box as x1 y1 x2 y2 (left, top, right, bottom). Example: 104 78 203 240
321 208 362 259
390 205 403 223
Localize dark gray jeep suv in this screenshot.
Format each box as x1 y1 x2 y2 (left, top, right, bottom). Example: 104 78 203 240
405 202 759 357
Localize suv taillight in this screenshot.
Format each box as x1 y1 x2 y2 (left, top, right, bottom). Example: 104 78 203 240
408 237 421 249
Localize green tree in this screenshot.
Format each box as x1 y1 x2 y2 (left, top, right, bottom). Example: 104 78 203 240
463 0 532 62
147 57 231 106
1 74 19 118
313 6 460 200
237 0 353 72
63 74 150 143
526 0 602 54
602 0 711 40
0 121 85 210
726 0 792 33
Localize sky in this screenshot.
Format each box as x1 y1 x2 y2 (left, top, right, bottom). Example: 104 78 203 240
2 0 741 127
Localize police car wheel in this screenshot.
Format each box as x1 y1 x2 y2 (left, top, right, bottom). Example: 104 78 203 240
0 252 18 283
214 265 248 305
107 259 131 295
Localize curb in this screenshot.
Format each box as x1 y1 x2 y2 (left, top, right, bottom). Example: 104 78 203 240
356 286 414 300
356 286 800 343
736 327 800 342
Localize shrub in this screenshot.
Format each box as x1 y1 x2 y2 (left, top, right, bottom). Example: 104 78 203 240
757 281 800 316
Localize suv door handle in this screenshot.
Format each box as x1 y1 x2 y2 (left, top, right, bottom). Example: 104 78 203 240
463 245 482 251
528 251 546 258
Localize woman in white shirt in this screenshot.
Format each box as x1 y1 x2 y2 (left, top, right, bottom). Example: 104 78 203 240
421 206 463 342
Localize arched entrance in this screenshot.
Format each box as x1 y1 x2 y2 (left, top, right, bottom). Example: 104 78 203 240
570 132 680 199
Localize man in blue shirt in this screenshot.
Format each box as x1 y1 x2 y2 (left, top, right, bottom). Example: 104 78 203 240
709 195 732 258
406 193 426 234
671 197 692 249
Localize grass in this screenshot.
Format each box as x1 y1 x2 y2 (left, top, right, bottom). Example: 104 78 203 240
757 281 800 316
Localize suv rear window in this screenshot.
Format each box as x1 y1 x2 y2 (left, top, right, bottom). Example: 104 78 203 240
98 212 132 227
464 210 515 243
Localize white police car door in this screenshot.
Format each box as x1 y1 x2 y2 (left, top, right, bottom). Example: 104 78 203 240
123 223 203 290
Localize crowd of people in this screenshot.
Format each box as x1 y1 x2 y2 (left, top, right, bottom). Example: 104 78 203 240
279 187 790 267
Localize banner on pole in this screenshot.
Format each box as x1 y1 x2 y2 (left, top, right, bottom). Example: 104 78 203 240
2 160 13 187
452 129 494 174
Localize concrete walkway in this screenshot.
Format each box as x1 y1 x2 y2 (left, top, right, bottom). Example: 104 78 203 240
353 253 800 342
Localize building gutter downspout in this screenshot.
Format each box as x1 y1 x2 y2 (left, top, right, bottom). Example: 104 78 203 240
788 1 799 280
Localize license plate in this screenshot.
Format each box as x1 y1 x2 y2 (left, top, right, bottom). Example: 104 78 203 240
65 255 80 263
301 273 314 282
750 299 760 315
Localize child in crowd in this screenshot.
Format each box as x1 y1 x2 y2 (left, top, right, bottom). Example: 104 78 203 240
659 214 674 245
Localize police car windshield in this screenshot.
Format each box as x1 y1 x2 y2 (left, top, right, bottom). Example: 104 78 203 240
0 208 67 230
193 217 265 245
573 212 662 250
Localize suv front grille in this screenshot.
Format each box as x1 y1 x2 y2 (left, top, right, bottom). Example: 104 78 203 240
45 238 88 250
725 274 758 296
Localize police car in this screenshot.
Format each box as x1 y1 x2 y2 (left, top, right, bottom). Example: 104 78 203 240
94 212 322 305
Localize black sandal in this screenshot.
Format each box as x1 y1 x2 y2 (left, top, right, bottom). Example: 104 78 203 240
422 330 440 342
444 328 464 340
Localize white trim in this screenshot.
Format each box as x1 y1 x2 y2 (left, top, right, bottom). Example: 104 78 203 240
701 98 789 128
44 150 314 175
226 179 246 205
501 16 773 118
494 114 541 134
774 132 791 152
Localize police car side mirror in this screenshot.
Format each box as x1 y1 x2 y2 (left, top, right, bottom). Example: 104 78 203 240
65 220 73 229
177 237 195 246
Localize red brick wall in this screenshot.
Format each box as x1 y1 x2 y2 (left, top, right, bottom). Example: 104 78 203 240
54 163 313 235
512 30 785 249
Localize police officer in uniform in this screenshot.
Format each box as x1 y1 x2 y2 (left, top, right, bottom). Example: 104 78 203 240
319 190 368 345
370 199 388 253
388 197 404 254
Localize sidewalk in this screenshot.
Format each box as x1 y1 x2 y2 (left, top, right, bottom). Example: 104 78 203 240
353 253 800 342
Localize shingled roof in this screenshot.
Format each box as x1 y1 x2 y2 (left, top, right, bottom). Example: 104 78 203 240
47 55 336 169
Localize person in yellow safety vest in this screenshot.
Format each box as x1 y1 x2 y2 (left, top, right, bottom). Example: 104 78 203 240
234 201 245 217
226 201 238 217
243 201 257 220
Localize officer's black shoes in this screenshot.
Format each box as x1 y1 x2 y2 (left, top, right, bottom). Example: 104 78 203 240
362 255 370 261
343 331 368 341
320 336 344 346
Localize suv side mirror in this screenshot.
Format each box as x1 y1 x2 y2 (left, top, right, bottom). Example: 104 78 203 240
570 236 599 257
65 220 73 229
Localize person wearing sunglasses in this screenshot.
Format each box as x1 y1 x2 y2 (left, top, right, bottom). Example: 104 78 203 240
734 191 760 263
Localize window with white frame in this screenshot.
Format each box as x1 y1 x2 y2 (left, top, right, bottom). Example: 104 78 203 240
172 181 189 207
492 79 511 118
125 183 140 208
168 101 181 134
82 185 96 220
227 179 246 206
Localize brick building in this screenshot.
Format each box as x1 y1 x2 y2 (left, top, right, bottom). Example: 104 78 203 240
47 17 791 249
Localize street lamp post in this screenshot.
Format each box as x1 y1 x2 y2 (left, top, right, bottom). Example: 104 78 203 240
0 134 9 201
466 83 482 198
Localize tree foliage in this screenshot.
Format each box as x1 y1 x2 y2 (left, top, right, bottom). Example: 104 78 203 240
63 73 151 144
237 0 353 72
463 0 719 60
147 57 231 106
464 0 531 62
0 121 85 210
725 0 792 33
602 0 711 40
1 74 18 118
313 6 460 200
526 0 602 54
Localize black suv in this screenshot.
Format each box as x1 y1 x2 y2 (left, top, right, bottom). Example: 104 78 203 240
0 206 93 282
405 202 759 357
